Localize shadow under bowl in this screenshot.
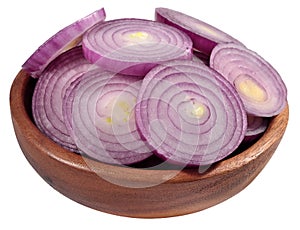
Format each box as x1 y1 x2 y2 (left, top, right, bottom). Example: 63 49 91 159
10 70 289 218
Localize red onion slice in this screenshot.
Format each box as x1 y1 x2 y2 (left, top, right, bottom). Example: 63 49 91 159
32 46 94 152
155 7 243 55
135 60 247 166
22 7 106 78
210 43 287 117
68 69 152 165
82 18 193 76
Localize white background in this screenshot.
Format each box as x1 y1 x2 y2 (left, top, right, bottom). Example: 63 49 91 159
1 0 299 229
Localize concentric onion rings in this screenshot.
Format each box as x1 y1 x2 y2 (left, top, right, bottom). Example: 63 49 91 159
67 69 153 165
210 43 287 117
32 46 94 152
135 60 247 166
82 18 193 76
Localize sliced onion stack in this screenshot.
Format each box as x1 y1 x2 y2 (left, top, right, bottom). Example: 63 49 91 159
210 43 287 117
155 7 243 55
22 7 106 78
82 18 193 76
135 60 247 166
25 7 288 168
32 46 94 152
67 69 153 165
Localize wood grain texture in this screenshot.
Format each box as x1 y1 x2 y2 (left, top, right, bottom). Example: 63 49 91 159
10 70 289 218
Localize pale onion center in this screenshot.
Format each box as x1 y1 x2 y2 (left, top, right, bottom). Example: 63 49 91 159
106 100 133 125
184 97 207 119
191 103 206 118
124 31 151 45
105 117 113 124
101 97 135 125
129 31 149 40
234 74 267 102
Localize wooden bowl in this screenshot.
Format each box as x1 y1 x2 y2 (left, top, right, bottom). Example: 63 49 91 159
10 70 289 218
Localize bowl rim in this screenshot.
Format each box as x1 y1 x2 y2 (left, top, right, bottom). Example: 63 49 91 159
10 70 289 185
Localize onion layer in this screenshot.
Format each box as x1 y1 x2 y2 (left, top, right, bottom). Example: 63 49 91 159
22 7 106 78
67 69 153 165
246 115 268 137
32 46 94 152
135 60 247 166
155 7 243 55
210 43 287 117
243 115 269 144
192 49 210 66
82 18 193 76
